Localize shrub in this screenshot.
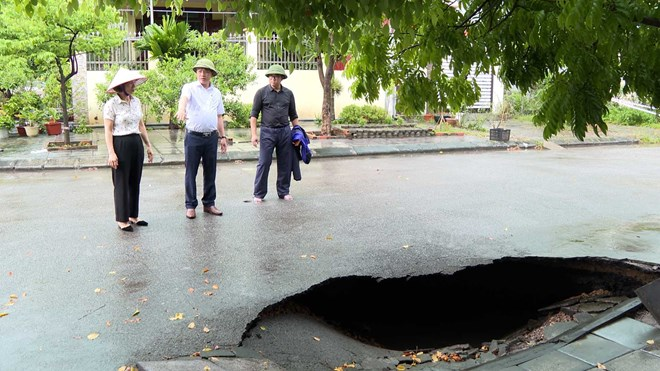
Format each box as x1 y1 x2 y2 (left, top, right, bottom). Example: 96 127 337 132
224 99 251 128
604 104 659 127
338 104 397 126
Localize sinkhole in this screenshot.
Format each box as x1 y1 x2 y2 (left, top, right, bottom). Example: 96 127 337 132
244 257 659 351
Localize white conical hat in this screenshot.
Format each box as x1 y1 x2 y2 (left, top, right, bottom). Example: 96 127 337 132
106 68 147 93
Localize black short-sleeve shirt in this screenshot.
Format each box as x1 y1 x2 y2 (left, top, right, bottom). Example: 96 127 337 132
250 85 299 127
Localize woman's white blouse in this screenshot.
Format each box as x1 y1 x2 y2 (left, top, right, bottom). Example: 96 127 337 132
103 95 143 136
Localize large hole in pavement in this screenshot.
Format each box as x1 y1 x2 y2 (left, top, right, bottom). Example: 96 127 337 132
245 257 659 351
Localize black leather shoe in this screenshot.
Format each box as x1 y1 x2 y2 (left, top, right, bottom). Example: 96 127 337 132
131 220 148 226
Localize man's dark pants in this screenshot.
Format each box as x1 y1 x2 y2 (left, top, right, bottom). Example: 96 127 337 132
254 125 293 199
184 131 218 209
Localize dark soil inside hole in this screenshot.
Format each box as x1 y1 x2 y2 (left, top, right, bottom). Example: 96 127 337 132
249 257 659 351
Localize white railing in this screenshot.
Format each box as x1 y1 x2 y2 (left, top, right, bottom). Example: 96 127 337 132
87 32 149 71
256 36 316 70
612 98 657 115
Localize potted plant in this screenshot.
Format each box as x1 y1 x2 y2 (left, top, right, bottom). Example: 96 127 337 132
21 108 46 137
44 108 63 135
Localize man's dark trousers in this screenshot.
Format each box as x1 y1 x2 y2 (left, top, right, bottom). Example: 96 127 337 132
254 125 293 198
184 131 218 209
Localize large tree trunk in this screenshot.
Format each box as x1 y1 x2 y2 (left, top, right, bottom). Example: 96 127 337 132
317 55 336 136
56 37 79 145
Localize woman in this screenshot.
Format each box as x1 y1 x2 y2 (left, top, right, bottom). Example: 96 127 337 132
104 68 154 232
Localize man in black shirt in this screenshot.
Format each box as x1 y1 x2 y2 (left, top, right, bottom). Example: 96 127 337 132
250 64 299 203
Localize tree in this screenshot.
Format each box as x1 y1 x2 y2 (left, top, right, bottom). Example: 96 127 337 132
224 0 660 140
1 0 124 143
20 0 660 140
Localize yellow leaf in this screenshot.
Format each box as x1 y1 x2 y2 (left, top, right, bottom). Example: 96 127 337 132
4 301 14 306
188 322 196 329
260 326 267 331
326 235 333 240
597 363 607 369
396 365 406 371
87 332 100 340
313 336 320 341
133 246 140 252
94 288 102 293
204 366 210 371
117 367 127 371
202 268 209 273
9 294 18 299
0 312 8 317
132 309 140 317
402 245 411 249
169 313 184 320
202 347 212 352
647 339 655 345
212 284 219 290
203 327 210 333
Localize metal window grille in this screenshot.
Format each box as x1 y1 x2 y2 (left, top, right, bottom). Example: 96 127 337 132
87 33 150 71
257 36 316 70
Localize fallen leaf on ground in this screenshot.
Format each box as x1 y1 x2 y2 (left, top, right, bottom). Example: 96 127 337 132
169 313 184 320
202 268 209 273
87 332 100 340
396 366 406 371
204 279 210 284
0 312 8 318
402 245 411 249
597 363 608 369
202 347 212 352
647 339 655 345
313 336 320 341
137 297 148 303
260 326 267 331
133 246 140 252
203 366 210 371
300 255 307 258
188 287 195 293
9 294 18 299
22 292 27 298
203 327 210 333
132 309 140 317
310 255 317 260
212 284 219 290
188 322 196 329
106 321 111 327
203 291 214 296
326 235 333 240
124 318 141 324
108 271 116 275
94 288 102 293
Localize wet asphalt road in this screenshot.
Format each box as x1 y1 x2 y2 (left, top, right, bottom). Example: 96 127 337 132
2 145 660 370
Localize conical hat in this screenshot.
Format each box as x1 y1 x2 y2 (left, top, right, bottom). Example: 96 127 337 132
106 68 147 93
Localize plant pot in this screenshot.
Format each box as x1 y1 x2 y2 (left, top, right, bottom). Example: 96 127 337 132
489 128 510 142
24 125 40 137
45 121 63 135
16 125 27 137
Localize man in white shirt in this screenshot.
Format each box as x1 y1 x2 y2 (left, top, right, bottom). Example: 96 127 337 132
176 58 228 219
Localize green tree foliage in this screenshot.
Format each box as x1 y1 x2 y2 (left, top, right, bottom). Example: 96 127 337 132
98 31 255 127
1 0 124 142
21 0 660 140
